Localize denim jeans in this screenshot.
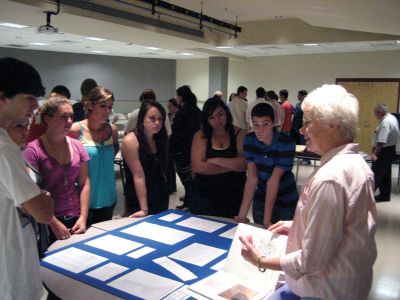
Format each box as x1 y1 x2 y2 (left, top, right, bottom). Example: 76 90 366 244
268 284 322 300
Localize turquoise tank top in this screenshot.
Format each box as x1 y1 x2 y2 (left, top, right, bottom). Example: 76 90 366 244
79 122 117 209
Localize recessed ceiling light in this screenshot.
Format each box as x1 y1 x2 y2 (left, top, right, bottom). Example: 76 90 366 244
0 22 28 28
85 37 107 41
146 46 161 50
302 43 319 47
90 50 107 54
179 52 194 56
396 41 400 44
29 42 50 46
216 46 233 49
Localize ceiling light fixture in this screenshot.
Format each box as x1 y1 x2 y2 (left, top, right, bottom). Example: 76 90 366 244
90 50 107 53
302 43 319 46
396 41 400 44
146 46 161 50
179 52 194 56
0 22 28 28
85 37 107 41
29 42 50 46
216 46 234 49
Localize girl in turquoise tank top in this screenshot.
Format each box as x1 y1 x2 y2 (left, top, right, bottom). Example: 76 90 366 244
69 86 119 226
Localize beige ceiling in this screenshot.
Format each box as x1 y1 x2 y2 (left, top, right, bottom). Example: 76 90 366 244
0 0 399 59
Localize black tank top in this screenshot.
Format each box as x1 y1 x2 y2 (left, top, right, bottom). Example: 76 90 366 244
205 129 240 159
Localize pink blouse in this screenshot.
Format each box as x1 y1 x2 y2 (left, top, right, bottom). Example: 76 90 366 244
24 137 89 217
280 143 377 299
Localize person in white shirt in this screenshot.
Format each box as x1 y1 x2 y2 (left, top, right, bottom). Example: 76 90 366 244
239 84 377 300
229 86 248 130
0 57 54 300
371 103 399 202
246 87 272 130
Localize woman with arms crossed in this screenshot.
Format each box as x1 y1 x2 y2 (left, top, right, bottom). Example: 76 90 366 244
240 84 377 300
191 96 247 217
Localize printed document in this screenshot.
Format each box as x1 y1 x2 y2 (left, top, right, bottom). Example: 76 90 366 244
153 256 198 281
86 262 128 281
176 217 226 233
84 234 143 255
42 247 108 273
107 269 183 300
121 222 193 245
169 243 226 267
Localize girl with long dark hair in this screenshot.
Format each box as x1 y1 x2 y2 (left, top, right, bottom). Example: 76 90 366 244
191 96 247 217
122 100 169 217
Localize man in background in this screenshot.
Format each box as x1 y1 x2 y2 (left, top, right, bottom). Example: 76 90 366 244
246 87 268 130
291 90 308 144
73 78 97 122
371 103 399 202
229 85 248 130
280 89 293 134
0 57 54 300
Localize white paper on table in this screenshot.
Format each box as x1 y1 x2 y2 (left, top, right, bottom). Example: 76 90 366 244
42 247 108 273
176 217 226 233
219 227 237 239
153 256 197 281
163 285 209 300
127 246 156 259
121 222 193 245
210 258 227 271
189 271 267 300
169 243 226 267
84 234 143 255
159 213 184 222
86 262 128 281
107 269 183 300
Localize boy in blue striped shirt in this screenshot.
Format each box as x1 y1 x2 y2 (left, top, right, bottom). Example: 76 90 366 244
235 103 298 228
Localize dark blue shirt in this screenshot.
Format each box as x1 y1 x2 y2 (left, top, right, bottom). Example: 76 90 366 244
244 130 298 206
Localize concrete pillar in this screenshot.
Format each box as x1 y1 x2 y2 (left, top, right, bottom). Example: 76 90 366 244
208 56 228 101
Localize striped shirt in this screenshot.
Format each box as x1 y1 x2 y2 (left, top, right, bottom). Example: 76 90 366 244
243 130 298 206
281 143 377 299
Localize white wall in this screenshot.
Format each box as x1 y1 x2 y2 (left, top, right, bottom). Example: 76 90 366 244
0 47 176 114
176 59 209 107
176 50 400 105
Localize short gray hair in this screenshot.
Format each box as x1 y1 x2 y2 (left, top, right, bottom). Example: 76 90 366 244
302 84 359 142
374 103 389 114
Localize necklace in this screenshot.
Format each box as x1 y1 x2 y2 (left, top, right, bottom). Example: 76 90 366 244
45 135 71 188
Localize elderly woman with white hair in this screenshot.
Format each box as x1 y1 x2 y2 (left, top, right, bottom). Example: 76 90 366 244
240 84 377 300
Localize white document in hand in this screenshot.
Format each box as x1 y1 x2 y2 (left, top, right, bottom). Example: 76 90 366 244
189 223 288 300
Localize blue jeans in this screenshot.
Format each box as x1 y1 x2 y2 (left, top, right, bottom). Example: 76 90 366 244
252 198 296 225
268 284 321 300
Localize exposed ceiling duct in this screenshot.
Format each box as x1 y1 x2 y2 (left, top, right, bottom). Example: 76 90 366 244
58 0 241 39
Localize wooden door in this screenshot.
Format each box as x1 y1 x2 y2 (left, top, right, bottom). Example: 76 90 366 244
336 79 400 152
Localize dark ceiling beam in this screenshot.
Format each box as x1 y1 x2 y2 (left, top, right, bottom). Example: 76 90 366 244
138 0 242 33
59 0 204 38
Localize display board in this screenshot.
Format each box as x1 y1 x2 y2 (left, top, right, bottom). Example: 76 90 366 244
41 210 237 300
